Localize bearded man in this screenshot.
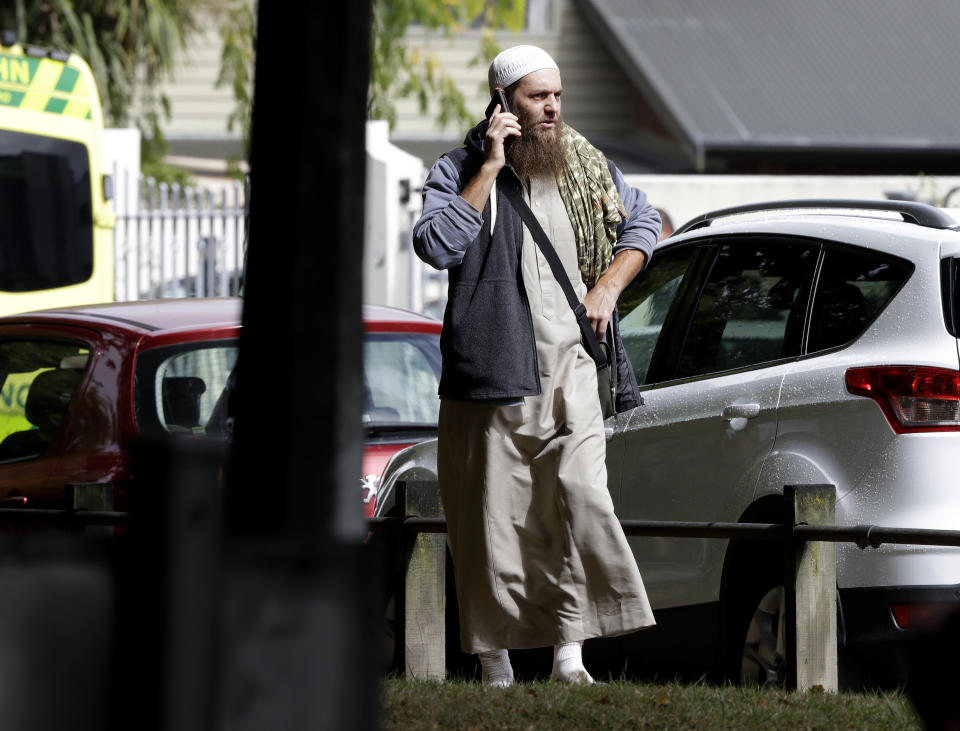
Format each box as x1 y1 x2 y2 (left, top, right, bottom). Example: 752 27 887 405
413 45 659 686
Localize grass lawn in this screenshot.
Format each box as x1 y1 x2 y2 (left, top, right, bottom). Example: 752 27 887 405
381 678 922 730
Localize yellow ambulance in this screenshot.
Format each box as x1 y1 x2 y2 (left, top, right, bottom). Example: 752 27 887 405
0 36 114 316
0 36 115 437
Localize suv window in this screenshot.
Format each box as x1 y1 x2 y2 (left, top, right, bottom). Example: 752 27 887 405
807 246 913 353
0 340 90 461
675 240 817 379
135 341 239 435
618 245 699 385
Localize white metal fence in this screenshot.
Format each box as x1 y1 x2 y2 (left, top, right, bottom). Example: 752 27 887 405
110 170 449 316
113 175 248 301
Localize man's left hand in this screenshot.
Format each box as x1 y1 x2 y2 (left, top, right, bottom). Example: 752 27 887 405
583 249 647 338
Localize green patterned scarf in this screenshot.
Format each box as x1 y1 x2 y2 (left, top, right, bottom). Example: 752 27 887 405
555 126 626 289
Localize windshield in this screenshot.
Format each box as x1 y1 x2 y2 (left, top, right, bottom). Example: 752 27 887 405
0 129 93 291
363 331 440 427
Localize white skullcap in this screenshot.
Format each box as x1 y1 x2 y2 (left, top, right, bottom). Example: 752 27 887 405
488 45 559 94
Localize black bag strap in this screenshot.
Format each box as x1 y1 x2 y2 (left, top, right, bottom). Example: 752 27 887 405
500 180 609 368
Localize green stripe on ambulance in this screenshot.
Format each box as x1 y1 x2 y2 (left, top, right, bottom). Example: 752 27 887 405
0 53 88 114
0 89 25 107
44 96 67 113
54 66 79 93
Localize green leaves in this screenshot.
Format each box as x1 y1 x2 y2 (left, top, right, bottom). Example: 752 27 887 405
0 1 529 167
369 0 527 130
0 0 237 182
0 0 197 126
215 0 255 164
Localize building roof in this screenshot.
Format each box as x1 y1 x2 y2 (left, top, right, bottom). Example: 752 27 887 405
577 0 960 170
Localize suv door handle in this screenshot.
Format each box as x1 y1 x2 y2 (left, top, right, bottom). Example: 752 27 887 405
722 403 761 420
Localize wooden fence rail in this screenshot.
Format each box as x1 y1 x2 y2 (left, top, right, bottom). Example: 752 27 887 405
372 481 960 692
6 480 960 694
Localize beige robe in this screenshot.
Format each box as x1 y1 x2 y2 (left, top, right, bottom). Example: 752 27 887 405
438 174 654 654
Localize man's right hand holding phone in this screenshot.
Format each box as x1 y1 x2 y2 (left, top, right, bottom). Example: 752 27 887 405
462 88 520 212
484 89 520 173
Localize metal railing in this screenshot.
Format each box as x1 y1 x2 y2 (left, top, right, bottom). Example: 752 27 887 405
6 480 960 692
374 481 960 691
112 173 248 301
0 483 127 528
0 507 127 527
370 515 960 548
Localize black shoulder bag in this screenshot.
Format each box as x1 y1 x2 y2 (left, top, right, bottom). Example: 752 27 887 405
501 183 617 419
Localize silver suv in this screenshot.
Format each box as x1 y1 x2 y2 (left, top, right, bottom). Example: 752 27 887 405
376 199 960 686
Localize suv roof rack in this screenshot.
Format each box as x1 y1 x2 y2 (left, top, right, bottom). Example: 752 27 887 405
674 199 960 236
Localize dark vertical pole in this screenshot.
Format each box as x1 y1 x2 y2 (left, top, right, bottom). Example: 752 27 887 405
220 1 374 729
230 0 366 546
113 439 225 731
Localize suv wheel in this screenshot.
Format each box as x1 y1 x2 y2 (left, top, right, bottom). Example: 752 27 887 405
722 525 788 687
740 585 786 686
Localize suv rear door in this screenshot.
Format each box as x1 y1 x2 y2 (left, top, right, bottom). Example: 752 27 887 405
764 243 918 510
612 236 818 609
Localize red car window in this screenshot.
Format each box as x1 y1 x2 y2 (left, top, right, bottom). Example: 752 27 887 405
0 339 91 462
135 341 239 436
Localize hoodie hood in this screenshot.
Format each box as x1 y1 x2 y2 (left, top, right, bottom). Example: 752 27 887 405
463 119 488 158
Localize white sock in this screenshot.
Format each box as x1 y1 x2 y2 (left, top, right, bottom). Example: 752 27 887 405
551 641 594 684
479 648 514 687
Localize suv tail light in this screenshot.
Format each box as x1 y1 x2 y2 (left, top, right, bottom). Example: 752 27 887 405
845 366 960 433
891 602 955 630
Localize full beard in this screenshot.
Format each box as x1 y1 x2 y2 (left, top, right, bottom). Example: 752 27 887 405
506 111 566 180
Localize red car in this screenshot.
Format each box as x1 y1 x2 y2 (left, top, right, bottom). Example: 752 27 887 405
360 304 441 517
0 298 242 511
0 298 440 517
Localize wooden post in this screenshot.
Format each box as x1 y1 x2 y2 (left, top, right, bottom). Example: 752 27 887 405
399 480 446 680
67 482 113 512
67 482 113 536
785 484 838 692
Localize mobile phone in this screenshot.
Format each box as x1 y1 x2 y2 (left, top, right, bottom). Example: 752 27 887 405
485 87 510 119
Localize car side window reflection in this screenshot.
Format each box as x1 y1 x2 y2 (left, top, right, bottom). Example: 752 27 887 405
807 246 913 353
618 245 698 385
363 333 441 425
135 342 239 436
675 240 817 379
155 346 239 433
0 340 91 462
